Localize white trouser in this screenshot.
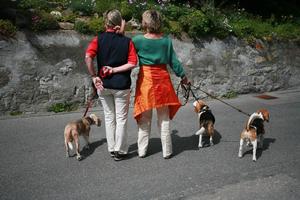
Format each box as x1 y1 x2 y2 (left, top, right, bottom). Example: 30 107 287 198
137 106 172 158
98 89 130 154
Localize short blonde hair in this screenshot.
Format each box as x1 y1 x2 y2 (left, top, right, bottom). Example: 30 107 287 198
142 10 162 33
104 9 122 28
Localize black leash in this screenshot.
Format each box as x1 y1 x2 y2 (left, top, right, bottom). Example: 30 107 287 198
177 83 251 117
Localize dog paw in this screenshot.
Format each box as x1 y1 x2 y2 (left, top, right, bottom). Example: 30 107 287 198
238 152 243 158
252 157 257 162
76 155 83 161
198 145 203 148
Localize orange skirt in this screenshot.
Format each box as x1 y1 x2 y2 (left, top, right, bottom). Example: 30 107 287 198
134 65 181 121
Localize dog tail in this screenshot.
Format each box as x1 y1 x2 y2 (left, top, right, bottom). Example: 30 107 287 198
246 112 264 130
195 127 205 135
67 142 73 150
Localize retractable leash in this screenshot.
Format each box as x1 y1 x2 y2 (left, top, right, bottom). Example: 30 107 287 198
177 82 251 117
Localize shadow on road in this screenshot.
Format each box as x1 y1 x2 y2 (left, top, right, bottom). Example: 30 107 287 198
243 138 276 160
80 139 107 160
172 129 222 156
126 129 223 159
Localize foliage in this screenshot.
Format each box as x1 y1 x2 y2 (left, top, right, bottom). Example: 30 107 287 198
15 0 300 41
9 111 23 116
70 0 95 15
273 23 300 40
88 17 105 34
59 13 77 23
18 0 48 10
163 20 182 37
74 17 105 35
179 9 210 38
222 90 238 99
94 0 121 16
0 19 17 38
48 102 79 113
161 4 189 21
30 10 59 32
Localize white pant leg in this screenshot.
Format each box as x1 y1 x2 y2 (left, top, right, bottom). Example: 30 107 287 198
114 89 130 154
157 106 172 157
99 89 116 153
137 109 152 157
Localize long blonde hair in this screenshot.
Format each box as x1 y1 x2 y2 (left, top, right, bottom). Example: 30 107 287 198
142 10 162 33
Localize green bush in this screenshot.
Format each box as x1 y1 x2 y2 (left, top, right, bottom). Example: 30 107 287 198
48 102 79 113
74 17 104 35
10 111 23 116
163 20 182 38
88 17 105 34
230 18 273 39
31 10 59 32
94 0 121 16
74 20 90 34
162 4 189 21
18 0 48 10
179 9 210 38
222 90 238 99
0 19 17 38
60 13 77 23
70 0 95 15
273 23 300 40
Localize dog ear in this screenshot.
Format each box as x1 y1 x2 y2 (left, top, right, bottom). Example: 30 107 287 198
89 114 100 126
257 108 270 122
193 101 200 113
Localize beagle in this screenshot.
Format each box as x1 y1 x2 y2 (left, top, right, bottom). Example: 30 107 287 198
64 114 101 160
238 109 270 161
193 100 215 148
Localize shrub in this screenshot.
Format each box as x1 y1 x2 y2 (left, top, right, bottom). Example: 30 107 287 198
74 20 91 34
88 17 105 34
31 10 59 32
162 4 189 21
48 102 79 113
273 23 300 40
163 20 182 38
0 19 17 38
94 0 121 16
74 17 104 35
70 0 95 16
60 13 77 23
179 9 210 38
222 90 238 99
18 0 48 10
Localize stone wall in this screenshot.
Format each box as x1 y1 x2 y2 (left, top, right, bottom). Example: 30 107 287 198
0 30 300 115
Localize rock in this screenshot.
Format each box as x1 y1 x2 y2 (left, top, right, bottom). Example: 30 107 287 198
58 22 74 30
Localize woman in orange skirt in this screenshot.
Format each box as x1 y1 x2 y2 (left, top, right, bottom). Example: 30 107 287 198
132 10 190 159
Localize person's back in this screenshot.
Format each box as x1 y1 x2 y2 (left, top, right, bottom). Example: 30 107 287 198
132 9 190 159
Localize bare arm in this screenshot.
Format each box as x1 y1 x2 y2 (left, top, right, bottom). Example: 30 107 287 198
85 56 103 91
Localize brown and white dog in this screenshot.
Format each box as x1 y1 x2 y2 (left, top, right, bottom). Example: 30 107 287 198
193 100 215 148
238 109 270 161
64 114 101 160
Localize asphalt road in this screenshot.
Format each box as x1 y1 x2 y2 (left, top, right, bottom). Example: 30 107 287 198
1 87 300 200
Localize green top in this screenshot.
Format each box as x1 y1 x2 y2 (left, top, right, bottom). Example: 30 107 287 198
132 34 185 78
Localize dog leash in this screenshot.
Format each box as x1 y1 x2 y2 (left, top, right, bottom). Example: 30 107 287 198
83 83 98 117
177 82 251 117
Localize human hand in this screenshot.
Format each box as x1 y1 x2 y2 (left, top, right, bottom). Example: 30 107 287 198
92 76 104 91
180 76 190 85
100 66 113 78
115 19 125 34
